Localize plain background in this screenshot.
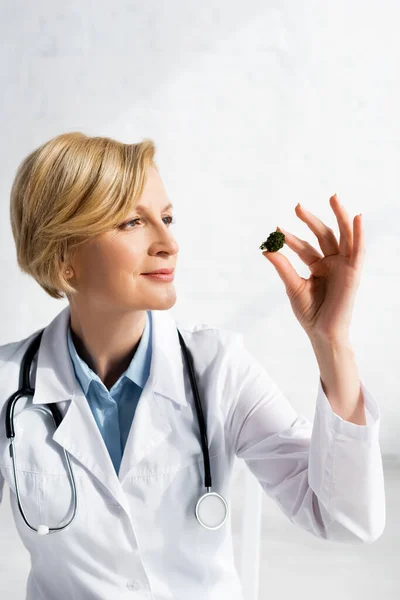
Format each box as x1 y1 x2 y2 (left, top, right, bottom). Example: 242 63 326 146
0 1 399 598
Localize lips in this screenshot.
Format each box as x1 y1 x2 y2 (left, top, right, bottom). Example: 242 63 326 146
142 268 175 274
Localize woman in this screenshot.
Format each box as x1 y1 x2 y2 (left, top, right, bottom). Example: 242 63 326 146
0 132 385 600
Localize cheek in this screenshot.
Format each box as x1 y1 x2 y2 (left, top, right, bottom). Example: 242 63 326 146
87 241 141 279
110 244 141 274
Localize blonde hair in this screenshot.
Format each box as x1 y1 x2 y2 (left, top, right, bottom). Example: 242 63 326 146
9 132 157 299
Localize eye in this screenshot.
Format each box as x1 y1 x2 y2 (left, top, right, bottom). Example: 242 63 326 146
120 215 176 230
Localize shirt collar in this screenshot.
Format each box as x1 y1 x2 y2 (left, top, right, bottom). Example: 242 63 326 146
66 311 152 396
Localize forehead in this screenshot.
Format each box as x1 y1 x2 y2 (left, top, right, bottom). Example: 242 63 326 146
134 167 173 212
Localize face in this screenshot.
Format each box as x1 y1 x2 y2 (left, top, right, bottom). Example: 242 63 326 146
66 166 179 313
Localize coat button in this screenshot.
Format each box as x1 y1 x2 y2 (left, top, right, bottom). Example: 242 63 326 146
126 580 141 591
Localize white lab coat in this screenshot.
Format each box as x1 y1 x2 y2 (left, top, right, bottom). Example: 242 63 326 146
0 306 385 600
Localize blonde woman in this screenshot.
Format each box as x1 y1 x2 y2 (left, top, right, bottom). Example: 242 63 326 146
0 132 385 600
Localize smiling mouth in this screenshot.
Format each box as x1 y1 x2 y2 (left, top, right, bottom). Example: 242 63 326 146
142 269 175 275
141 272 174 282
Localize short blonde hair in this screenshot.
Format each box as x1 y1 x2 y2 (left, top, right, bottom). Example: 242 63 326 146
10 131 157 299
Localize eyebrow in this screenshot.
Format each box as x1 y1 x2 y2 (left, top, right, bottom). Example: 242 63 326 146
135 202 173 212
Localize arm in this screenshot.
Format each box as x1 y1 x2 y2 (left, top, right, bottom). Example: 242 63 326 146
224 334 385 544
310 334 366 425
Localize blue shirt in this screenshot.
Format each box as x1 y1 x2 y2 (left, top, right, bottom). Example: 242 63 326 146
66 311 153 476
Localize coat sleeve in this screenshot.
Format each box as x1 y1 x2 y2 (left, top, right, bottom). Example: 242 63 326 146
0 469 4 505
224 333 386 544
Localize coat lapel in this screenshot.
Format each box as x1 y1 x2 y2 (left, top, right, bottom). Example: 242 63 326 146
31 305 189 510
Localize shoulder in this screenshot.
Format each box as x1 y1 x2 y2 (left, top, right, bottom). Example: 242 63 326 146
0 328 45 418
176 316 243 345
174 317 245 371
0 328 43 373
175 316 280 400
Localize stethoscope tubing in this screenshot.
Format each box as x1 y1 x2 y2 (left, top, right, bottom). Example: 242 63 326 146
6 329 78 534
4 325 228 533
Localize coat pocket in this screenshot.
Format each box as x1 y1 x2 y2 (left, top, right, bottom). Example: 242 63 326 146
41 469 87 531
0 463 87 534
0 465 43 531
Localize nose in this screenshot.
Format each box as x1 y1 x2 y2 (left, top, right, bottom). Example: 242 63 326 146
153 227 179 255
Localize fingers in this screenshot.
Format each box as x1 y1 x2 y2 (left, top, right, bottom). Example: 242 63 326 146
329 194 353 257
263 243 307 295
277 226 323 267
278 194 362 269
295 202 339 257
350 213 365 270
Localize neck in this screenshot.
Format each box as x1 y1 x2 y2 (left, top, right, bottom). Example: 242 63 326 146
68 303 148 389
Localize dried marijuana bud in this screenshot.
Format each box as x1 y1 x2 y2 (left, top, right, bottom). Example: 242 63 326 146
259 229 285 252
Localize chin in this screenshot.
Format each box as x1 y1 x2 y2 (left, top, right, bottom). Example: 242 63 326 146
143 292 177 311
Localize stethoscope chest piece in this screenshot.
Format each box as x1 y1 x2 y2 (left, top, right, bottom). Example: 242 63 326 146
7 325 230 535
195 491 229 530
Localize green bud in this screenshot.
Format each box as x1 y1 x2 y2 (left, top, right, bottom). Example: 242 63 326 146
259 229 285 252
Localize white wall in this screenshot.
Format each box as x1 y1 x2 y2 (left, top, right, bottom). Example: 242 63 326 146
0 1 398 598
1 0 398 456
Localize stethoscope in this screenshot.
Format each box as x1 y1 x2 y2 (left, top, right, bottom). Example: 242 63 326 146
5 327 229 536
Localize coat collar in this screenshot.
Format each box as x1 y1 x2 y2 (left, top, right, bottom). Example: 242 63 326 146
28 305 189 512
66 310 152 396
32 305 188 409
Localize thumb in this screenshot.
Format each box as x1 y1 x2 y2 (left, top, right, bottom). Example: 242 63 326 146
262 250 304 295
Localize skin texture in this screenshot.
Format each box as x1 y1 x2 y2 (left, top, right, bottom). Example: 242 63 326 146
263 193 367 424
64 166 179 390
262 193 364 342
